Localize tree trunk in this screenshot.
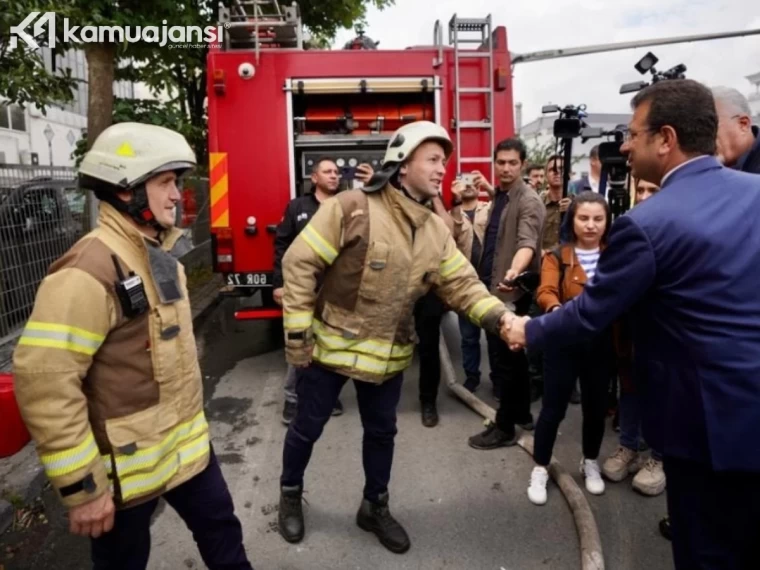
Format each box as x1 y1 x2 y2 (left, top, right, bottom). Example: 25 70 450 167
85 43 117 149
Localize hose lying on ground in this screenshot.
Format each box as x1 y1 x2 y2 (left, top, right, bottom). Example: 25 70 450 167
438 330 605 570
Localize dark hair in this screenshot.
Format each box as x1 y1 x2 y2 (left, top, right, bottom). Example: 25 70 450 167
589 145 599 160
494 138 527 162
312 156 337 174
630 79 717 156
560 191 611 246
526 163 543 175
545 154 563 168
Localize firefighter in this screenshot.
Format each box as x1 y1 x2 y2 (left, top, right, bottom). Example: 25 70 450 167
12 123 253 570
277 120 516 554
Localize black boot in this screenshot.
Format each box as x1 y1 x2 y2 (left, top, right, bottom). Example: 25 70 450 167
356 492 410 554
421 401 439 427
463 375 480 393
468 423 517 450
278 485 304 543
659 516 672 541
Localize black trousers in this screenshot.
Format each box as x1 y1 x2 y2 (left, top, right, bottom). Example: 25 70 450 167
665 456 760 570
492 294 533 434
281 364 403 502
91 448 252 570
532 333 612 466
414 292 446 404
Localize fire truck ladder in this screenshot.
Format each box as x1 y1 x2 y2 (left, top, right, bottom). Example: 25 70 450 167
448 14 496 185
220 0 303 60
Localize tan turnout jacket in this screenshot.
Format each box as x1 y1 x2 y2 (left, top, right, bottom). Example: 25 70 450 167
13 203 209 509
282 184 510 383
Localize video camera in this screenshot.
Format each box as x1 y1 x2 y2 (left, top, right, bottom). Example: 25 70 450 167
620 51 687 95
541 103 591 200
581 126 630 218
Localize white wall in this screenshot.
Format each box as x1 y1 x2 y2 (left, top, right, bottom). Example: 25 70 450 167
27 106 86 167
0 130 31 164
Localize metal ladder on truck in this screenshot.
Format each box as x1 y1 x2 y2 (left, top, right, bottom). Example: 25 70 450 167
220 0 303 60
448 14 496 189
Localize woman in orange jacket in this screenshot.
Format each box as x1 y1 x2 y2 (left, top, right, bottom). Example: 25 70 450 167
527 191 613 505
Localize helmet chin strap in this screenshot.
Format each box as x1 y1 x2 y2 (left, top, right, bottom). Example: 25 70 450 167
99 184 168 234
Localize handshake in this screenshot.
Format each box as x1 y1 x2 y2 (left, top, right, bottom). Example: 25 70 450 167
498 314 530 351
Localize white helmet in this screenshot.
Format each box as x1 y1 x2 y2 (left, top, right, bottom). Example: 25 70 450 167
79 122 196 229
79 122 196 190
365 121 453 192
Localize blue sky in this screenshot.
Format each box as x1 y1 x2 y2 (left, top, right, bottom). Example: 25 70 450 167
331 0 760 124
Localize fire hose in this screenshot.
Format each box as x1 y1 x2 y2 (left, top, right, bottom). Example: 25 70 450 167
439 318 605 570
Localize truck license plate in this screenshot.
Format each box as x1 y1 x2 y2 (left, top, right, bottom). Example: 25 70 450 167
225 273 272 287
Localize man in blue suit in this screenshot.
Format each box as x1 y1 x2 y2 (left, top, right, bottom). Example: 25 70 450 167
505 79 760 569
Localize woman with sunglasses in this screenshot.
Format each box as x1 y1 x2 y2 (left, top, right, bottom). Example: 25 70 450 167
527 191 614 505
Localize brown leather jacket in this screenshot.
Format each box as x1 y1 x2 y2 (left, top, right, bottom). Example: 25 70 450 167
536 243 606 312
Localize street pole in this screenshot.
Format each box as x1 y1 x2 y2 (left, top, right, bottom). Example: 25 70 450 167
511 28 760 65
48 140 53 177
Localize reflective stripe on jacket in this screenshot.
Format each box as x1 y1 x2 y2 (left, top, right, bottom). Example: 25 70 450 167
13 202 208 509
281 184 510 383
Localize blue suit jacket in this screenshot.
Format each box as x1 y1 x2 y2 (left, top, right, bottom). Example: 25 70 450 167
526 156 760 472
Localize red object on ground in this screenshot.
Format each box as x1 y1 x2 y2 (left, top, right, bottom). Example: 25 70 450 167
0 372 31 458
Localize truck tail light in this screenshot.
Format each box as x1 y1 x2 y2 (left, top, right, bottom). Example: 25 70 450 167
213 69 226 95
213 227 234 273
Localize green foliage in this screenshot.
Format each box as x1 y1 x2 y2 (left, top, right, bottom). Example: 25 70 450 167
71 97 205 169
299 0 395 42
0 0 77 112
521 135 560 170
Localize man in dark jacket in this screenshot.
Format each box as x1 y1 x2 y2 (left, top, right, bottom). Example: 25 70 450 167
507 79 760 570
273 158 374 423
712 86 760 174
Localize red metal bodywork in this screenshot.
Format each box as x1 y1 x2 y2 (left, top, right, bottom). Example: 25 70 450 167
207 25 515 317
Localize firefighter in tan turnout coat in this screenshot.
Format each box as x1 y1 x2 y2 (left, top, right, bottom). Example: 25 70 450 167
12 123 253 570
277 121 516 554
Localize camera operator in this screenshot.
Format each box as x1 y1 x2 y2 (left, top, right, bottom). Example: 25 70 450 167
504 79 760 570
540 155 572 254
569 145 601 195
712 86 760 173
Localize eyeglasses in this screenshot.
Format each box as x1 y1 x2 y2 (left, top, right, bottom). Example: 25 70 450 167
623 127 658 143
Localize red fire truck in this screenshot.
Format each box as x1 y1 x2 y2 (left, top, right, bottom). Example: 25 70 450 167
206 1 514 319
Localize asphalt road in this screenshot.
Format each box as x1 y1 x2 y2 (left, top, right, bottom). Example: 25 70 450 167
0 299 675 570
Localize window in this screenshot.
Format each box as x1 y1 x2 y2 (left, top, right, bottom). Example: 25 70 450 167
0 104 26 132
9 105 26 132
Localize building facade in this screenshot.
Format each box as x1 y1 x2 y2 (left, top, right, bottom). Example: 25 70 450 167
0 48 134 168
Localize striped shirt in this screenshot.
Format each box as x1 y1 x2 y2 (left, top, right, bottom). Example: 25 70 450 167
575 247 600 281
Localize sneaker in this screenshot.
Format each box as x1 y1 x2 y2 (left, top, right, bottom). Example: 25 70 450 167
468 423 517 450
632 457 666 496
282 401 297 425
421 402 439 428
331 398 344 417
356 492 410 554
602 446 640 482
580 458 605 495
527 466 549 505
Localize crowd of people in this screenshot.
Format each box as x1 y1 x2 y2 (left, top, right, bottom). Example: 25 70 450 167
9 77 760 570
